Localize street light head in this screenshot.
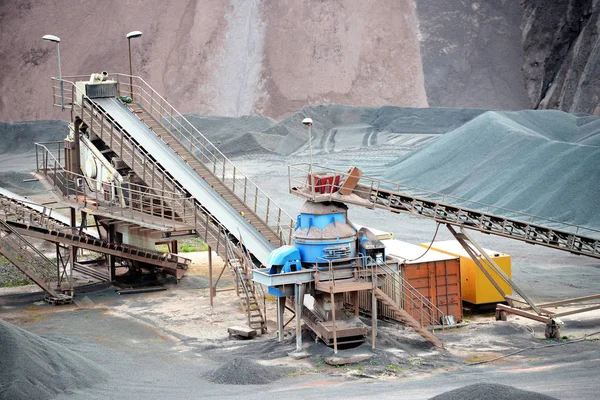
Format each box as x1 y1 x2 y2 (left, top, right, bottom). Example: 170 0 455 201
42 34 60 43
302 117 313 127
126 31 143 39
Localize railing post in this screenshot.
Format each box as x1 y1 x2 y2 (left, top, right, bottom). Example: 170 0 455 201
265 199 270 224
254 187 258 213
232 167 236 193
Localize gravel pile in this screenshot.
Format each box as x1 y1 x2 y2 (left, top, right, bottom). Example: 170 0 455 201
0 319 107 400
430 383 558 400
185 105 484 157
0 120 67 155
384 110 600 229
0 258 30 287
204 357 283 385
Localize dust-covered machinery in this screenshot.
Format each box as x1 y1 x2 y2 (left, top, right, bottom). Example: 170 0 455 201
255 199 397 347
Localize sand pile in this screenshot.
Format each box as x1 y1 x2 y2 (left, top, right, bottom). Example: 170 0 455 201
204 357 283 385
430 383 558 400
0 319 107 400
384 110 600 229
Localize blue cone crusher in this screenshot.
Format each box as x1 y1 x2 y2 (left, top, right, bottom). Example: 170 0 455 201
253 200 393 348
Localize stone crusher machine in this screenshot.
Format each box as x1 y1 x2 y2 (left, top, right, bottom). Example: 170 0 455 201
254 200 402 350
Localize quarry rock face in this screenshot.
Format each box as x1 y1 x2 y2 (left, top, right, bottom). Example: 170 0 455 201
415 0 531 111
0 1 597 122
521 0 600 115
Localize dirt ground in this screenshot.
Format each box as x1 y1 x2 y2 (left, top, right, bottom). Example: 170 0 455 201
2 248 600 399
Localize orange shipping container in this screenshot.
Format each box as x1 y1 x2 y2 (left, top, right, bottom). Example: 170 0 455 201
344 240 462 325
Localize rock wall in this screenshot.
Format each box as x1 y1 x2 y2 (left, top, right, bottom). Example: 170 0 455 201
416 0 531 111
0 1 597 122
521 0 600 115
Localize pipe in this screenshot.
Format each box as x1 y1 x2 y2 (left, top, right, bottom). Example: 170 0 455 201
117 287 167 295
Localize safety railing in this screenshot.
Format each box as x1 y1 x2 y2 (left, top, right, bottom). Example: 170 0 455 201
375 261 445 331
288 163 600 240
0 219 70 296
35 142 193 228
315 255 373 291
0 191 67 232
48 79 267 269
225 236 267 331
51 74 295 244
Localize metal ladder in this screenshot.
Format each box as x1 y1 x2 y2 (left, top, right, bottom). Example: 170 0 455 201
374 261 445 347
225 236 267 333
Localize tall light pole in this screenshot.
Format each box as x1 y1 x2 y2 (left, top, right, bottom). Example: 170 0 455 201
126 31 142 100
302 117 314 193
42 34 63 110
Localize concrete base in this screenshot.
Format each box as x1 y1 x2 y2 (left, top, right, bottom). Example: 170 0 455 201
324 353 373 366
288 351 311 360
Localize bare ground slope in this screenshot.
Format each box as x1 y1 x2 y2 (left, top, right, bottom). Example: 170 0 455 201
0 0 427 122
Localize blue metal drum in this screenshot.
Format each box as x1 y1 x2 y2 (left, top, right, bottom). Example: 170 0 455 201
292 201 357 264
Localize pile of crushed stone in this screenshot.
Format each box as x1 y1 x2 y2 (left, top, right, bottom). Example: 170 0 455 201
0 319 107 400
430 383 558 400
204 357 283 385
385 110 600 229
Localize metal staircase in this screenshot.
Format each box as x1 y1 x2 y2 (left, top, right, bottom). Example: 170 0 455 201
373 288 442 347
1 179 190 277
374 262 445 347
225 238 267 333
0 219 72 303
315 257 444 347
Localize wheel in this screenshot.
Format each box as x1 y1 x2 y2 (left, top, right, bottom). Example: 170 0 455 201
495 310 507 321
545 320 560 339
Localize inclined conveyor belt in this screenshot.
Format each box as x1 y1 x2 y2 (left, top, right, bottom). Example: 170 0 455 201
93 97 275 265
0 186 71 226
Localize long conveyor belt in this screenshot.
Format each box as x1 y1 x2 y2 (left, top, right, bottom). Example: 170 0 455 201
92 98 275 265
0 187 189 272
289 166 600 259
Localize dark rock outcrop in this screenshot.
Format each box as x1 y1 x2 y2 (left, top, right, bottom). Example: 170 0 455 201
521 0 600 115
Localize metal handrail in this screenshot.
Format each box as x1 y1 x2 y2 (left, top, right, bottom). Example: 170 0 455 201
288 163 600 238
224 234 266 330
0 219 70 295
50 74 295 244
375 261 445 330
315 255 371 290
35 142 191 229
50 79 265 270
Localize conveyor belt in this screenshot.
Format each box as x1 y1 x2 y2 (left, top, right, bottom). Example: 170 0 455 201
93 97 275 265
289 166 600 259
0 186 70 227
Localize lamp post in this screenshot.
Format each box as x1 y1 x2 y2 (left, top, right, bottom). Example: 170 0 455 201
42 34 63 110
302 117 314 194
126 31 142 100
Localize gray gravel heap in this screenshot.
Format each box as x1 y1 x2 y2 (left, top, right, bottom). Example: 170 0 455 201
0 258 30 287
204 357 283 385
430 383 558 400
384 110 600 229
0 319 107 400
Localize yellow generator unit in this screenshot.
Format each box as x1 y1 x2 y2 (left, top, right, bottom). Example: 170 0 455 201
421 240 512 306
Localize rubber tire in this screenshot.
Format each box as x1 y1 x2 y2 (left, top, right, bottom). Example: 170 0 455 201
495 310 507 321
545 322 560 339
